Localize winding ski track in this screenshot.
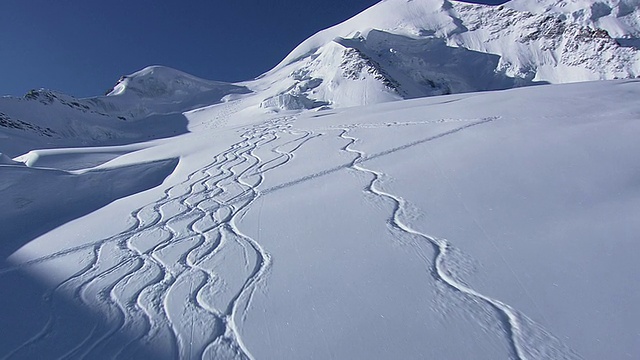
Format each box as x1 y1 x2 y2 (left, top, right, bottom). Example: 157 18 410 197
2 115 309 360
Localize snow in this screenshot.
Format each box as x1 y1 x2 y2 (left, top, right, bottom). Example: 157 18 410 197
507 0 640 38
2 78 640 359
2 0 640 358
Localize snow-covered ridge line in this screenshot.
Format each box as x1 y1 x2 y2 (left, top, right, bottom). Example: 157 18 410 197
0 65 256 158
3 0 639 149
318 116 581 360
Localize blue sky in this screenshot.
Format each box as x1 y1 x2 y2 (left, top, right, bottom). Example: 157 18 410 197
1 0 505 98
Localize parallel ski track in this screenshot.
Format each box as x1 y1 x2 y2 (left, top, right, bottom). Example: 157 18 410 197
4 112 574 360
337 118 532 360
2 115 313 360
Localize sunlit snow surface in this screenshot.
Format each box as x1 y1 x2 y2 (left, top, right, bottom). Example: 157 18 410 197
1 80 639 359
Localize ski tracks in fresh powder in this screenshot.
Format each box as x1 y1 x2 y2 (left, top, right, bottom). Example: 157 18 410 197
2 115 311 360
337 118 582 360
2 113 583 360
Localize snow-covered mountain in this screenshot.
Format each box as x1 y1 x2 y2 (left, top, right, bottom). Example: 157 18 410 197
100 66 251 119
2 0 639 128
0 66 250 156
2 0 640 359
251 0 640 110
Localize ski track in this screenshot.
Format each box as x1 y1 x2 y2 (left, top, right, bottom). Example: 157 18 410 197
2 112 311 360
2 111 580 360
337 119 579 360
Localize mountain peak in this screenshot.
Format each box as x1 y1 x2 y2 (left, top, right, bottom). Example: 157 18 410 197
250 0 639 110
93 65 251 119
105 65 224 98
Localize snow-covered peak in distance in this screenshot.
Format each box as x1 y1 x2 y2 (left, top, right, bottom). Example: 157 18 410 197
97 65 251 119
250 0 640 110
0 66 251 156
106 65 238 99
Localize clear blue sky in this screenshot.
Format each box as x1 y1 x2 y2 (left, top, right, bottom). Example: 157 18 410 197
0 0 506 98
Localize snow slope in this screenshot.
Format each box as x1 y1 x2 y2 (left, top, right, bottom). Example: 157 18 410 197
2 0 638 146
2 1 640 359
1 79 639 359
